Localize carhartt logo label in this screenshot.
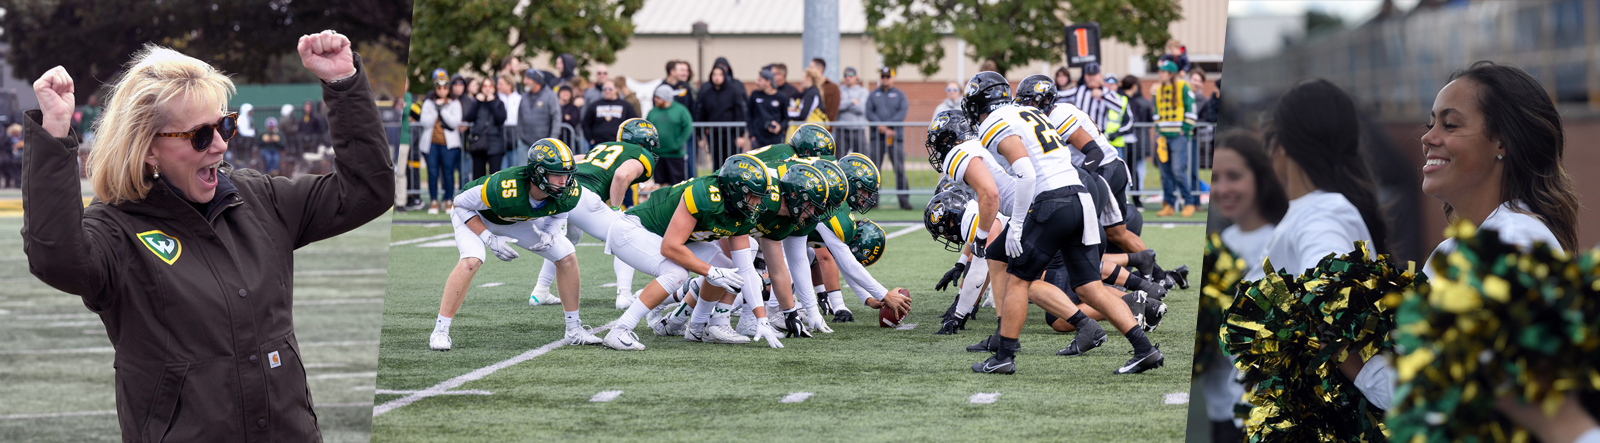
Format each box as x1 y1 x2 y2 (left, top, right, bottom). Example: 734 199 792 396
136 230 181 265
268 351 282 368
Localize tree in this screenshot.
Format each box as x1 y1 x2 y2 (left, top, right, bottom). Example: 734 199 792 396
865 0 1182 77
0 0 410 95
407 0 642 95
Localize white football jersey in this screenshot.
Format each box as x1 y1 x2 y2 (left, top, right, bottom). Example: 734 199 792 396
1048 102 1120 165
941 139 1017 217
977 104 1084 194
958 199 1009 244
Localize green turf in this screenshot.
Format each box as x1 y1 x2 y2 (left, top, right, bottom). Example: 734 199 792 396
0 213 391 443
370 221 1202 441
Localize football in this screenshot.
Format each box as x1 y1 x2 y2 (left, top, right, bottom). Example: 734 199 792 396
879 288 911 328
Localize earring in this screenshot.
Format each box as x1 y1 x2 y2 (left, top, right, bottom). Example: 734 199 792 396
152 164 161 179
1496 154 1504 161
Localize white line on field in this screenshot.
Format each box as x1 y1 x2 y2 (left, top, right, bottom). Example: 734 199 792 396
321 402 377 408
885 225 924 239
295 269 387 276
0 410 116 420
0 309 8 315
589 390 624 402
307 371 377 381
969 392 1001 404
1164 392 1189 405
295 298 385 306
299 340 381 348
780 392 813 403
375 389 492 396
44 321 100 328
1161 223 1176 229
894 323 917 331
371 319 621 416
477 282 504 288
15 313 96 320
416 240 456 248
391 233 454 246
600 283 617 288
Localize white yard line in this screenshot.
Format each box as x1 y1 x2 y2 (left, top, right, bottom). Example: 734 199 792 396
390 233 454 246
780 392 813 403
371 319 620 416
307 372 378 381
969 392 1002 404
1164 393 1189 405
589 390 624 402
0 410 116 420
295 298 385 306
894 323 917 331
476 282 504 288
885 225 924 239
295 269 387 277
375 389 492 396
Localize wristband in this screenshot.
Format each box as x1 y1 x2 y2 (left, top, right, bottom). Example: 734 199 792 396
975 228 989 242
477 230 493 243
956 254 971 266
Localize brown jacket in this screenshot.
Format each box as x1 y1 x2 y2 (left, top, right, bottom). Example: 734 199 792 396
21 56 393 443
820 78 841 121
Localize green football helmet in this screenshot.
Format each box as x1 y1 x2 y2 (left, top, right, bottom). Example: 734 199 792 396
809 158 849 213
617 118 661 155
788 123 837 158
836 153 881 213
718 154 775 223
526 138 578 197
778 162 830 226
849 218 887 267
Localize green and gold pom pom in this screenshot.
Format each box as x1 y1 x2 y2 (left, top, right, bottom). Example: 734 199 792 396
1196 233 1247 375
1221 240 1419 442
1387 221 1600 443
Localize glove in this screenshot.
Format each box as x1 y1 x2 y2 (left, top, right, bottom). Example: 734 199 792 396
524 229 554 252
935 314 964 335
969 232 987 260
833 308 854 323
807 306 834 333
706 267 744 293
753 318 784 348
1005 218 1025 258
783 309 812 338
479 231 520 261
935 262 966 291
817 294 833 316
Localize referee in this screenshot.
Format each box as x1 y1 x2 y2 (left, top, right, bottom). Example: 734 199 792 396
1056 62 1125 136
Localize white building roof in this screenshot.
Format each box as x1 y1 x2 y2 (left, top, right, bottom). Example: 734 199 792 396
633 0 870 35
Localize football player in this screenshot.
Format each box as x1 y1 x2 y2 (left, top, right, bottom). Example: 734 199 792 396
798 153 912 323
963 71 1162 375
430 140 595 351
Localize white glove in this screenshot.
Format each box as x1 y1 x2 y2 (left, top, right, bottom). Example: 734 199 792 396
524 229 554 252
706 267 744 293
479 231 520 261
806 305 834 333
1005 217 1025 258
754 317 785 348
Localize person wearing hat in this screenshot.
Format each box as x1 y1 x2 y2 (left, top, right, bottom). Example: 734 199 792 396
647 83 691 184
420 67 464 214
746 66 790 150
516 68 561 168
864 66 910 210
836 66 869 156
1153 54 1198 217
1057 62 1126 138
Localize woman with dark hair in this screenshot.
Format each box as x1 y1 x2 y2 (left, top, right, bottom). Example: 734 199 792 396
1261 78 1388 275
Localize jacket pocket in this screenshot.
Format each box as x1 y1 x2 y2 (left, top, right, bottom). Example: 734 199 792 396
138 362 187 443
263 332 321 441
157 357 239 442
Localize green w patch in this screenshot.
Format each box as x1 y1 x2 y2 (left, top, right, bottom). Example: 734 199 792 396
136 230 182 265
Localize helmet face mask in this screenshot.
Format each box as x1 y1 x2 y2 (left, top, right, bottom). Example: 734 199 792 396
811 160 849 213
926 110 971 174
961 71 1013 123
526 139 578 197
718 155 775 223
923 190 969 252
837 153 880 213
778 163 830 226
617 118 661 155
788 123 837 158
1015 74 1057 115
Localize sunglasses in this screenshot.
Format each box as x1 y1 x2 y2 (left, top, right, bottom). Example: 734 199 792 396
155 112 239 152
945 87 960 92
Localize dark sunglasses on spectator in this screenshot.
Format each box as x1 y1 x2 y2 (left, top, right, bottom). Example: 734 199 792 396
155 112 239 152
945 87 960 92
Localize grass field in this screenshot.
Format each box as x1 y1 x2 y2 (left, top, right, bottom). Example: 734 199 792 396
0 210 391 443
370 219 1203 441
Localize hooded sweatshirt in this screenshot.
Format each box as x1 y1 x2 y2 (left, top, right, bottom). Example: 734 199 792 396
697 61 747 124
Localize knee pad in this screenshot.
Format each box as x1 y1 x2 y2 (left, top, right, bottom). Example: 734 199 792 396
654 265 689 296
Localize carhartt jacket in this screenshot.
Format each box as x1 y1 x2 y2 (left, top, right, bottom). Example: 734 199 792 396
22 56 393 443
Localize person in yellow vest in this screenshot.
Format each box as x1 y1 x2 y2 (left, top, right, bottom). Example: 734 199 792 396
1153 55 1197 217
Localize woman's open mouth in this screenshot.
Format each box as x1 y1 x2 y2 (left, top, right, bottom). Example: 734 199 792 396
197 159 222 188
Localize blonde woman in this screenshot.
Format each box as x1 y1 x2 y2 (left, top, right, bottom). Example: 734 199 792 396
24 31 392 440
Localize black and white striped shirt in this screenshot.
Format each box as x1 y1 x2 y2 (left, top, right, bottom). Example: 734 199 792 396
1056 84 1125 134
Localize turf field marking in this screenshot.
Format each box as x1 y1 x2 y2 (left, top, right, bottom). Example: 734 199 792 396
15 313 96 320
1161 223 1176 229
296 298 385 306
0 410 116 420
1164 393 1189 405
416 240 457 248
308 371 378 380
390 233 454 246
371 319 620 416
589 390 624 402
894 323 917 330
0 309 8 315
969 393 1001 404
780 392 813 403
884 225 925 239
43 321 99 328
477 282 504 288
296 268 387 276
376 389 492 396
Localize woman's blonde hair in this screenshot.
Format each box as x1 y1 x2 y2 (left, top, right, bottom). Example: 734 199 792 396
89 44 234 205
804 68 825 88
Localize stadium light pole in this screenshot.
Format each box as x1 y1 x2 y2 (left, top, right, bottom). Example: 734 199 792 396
693 21 708 85
802 0 838 81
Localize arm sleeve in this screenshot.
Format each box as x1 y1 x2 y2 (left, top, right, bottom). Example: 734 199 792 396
819 227 886 302
270 55 397 248
782 235 817 310
954 255 989 316
1010 157 1036 222
732 245 764 310
20 111 117 308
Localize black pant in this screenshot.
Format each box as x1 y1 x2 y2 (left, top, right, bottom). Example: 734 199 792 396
656 157 687 185
868 129 910 209
471 152 504 180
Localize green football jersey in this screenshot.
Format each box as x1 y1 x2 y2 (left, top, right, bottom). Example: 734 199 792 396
745 143 798 166
626 176 758 242
462 166 582 225
575 141 655 204
802 206 858 247
751 159 811 239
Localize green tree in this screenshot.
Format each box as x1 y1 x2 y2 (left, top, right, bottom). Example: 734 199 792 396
865 0 1182 77
0 0 410 94
407 0 642 95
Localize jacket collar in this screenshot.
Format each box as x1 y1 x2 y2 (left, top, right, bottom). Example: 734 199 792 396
117 162 244 223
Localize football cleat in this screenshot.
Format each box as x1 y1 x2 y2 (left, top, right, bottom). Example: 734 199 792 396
429 330 452 351
684 323 706 342
1168 265 1191 289
971 354 1016 374
1144 301 1168 332
529 285 560 306
980 289 995 308
736 315 760 337
1057 320 1107 356
1122 290 1149 331
1115 345 1165 374
1126 249 1157 278
966 334 998 353
703 324 752 344
565 325 604 346
833 307 855 323
602 327 646 351
615 288 637 310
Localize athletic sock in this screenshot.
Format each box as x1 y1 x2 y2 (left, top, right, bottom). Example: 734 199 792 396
814 284 826 295
435 315 452 334
711 302 735 327
537 258 557 289
613 257 635 294
996 336 1020 360
1066 311 1091 329
690 296 718 326
826 290 847 312
1126 327 1154 355
618 303 650 330
563 310 581 330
